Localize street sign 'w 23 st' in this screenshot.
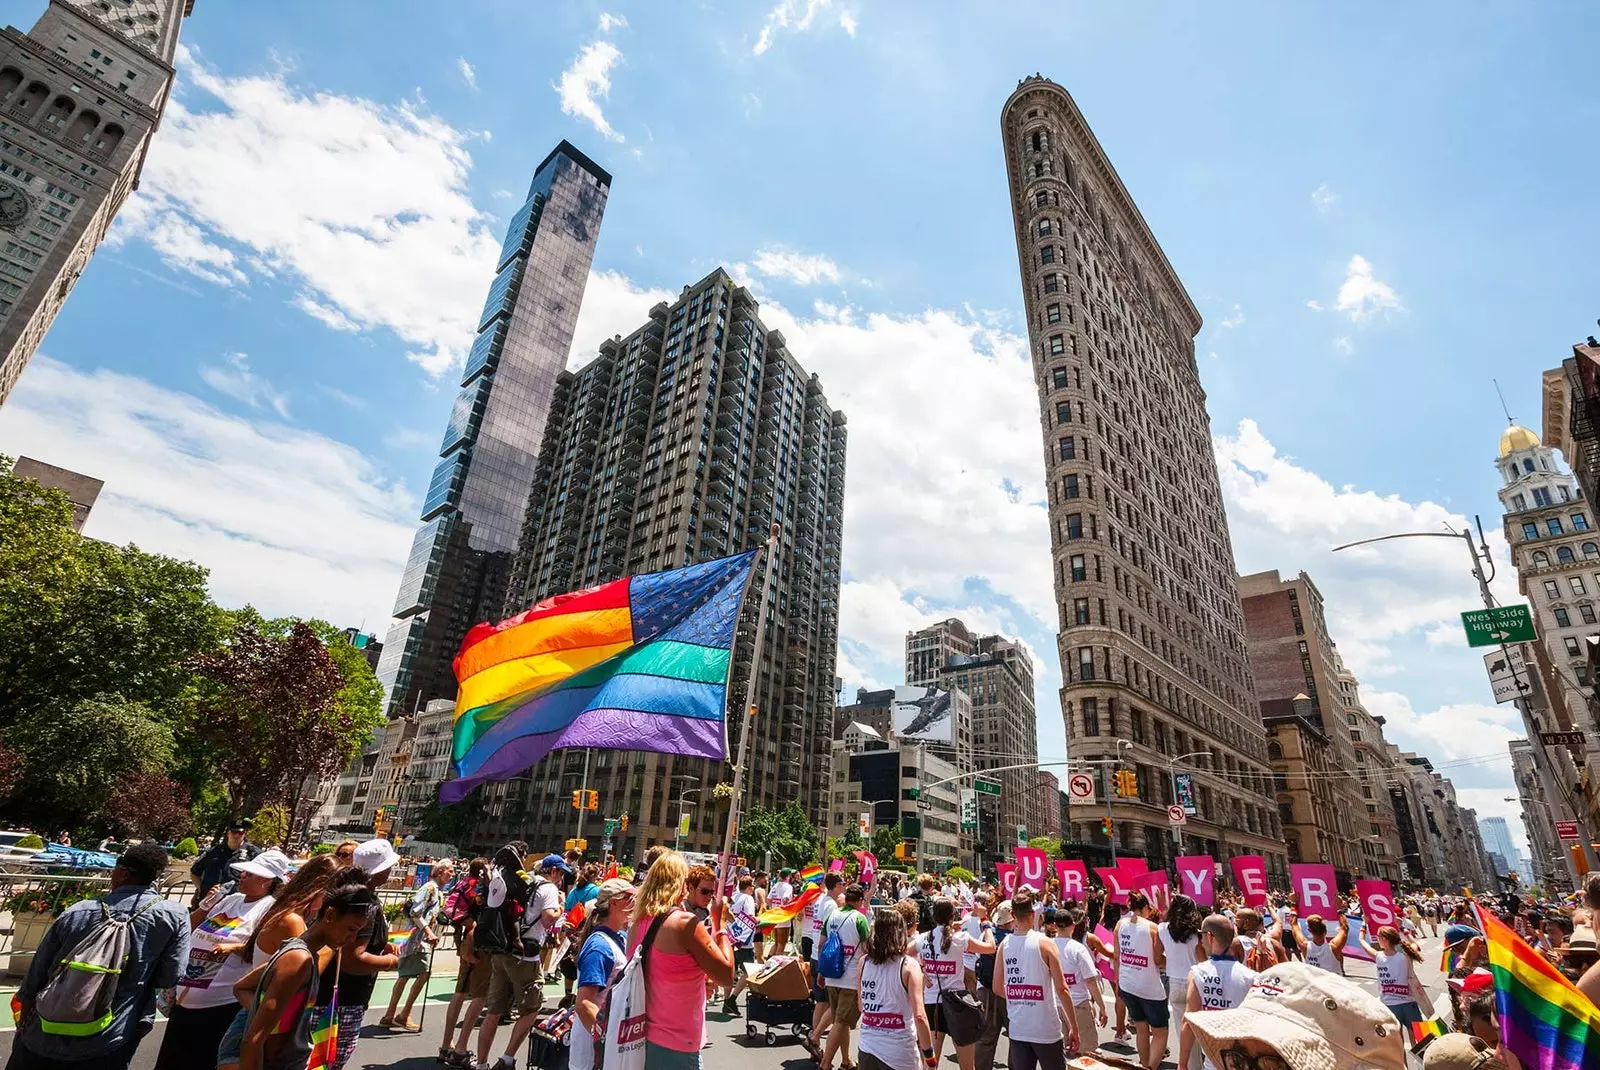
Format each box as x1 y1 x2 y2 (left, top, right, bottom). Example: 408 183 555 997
1460 604 1537 648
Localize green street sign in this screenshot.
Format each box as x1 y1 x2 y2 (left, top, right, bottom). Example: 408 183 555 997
1461 605 1537 647
974 778 1002 796
1016 825 1028 846
603 819 619 836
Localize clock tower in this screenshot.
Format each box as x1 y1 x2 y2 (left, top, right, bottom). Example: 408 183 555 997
0 0 194 406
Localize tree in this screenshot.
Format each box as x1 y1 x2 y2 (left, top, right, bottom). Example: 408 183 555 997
735 802 820 868
103 771 193 841
188 616 379 818
1028 836 1062 858
417 785 486 847
0 735 20 804
0 457 220 730
871 823 902 860
6 695 175 830
946 866 976 883
247 804 291 848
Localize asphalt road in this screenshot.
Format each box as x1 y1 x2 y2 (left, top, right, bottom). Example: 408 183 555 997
1 934 1451 1070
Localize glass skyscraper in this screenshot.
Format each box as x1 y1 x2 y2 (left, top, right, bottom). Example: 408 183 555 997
375 140 611 721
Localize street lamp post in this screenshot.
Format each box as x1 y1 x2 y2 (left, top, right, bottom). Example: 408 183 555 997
1332 521 1599 877
674 781 701 852
1165 750 1213 853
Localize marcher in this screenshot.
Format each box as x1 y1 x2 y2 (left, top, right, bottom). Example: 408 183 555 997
1052 906 1105 1058
821 885 873 1070
473 851 565 1070
721 874 760 1015
223 883 379 1070
190 819 263 908
1300 913 1349 975
631 852 736 1070
439 859 492 1067
915 897 993 1070
807 874 845 1062
855 907 935 1070
1179 915 1256 1070
999 892 1075 1070
155 849 292 1070
382 859 451 1031
8 842 190 1070
769 869 796 957
569 879 634 1070
972 901 1011 1070
1114 890 1168 1070
316 839 403 1070
1359 923 1431 1031
1157 894 1203 1066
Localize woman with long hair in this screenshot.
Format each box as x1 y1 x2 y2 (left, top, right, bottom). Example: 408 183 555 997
1114 890 1168 1070
440 859 492 1066
1157 896 1203 1069
630 851 736 1070
857 908 934 1070
1359 924 1430 1029
915 898 993 1070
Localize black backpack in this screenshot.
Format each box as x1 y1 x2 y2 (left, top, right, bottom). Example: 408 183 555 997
473 848 535 956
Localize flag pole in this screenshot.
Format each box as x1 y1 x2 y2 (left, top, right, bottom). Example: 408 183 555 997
717 524 781 888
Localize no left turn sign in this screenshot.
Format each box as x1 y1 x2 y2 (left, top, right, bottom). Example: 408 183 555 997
1068 773 1095 803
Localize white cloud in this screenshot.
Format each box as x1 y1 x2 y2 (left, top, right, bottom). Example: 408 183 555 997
0 359 416 627
1331 254 1402 323
1311 183 1337 213
114 45 502 377
457 56 477 90
1218 303 1244 329
753 0 839 55
1333 335 1353 355
746 247 842 286
839 10 858 35
1305 299 1323 311
554 42 625 142
598 12 628 32
567 270 678 371
199 352 290 418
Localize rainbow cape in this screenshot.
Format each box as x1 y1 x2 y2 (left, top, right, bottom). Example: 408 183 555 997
1410 1018 1448 1046
442 552 758 803
758 884 822 926
1479 904 1600 1070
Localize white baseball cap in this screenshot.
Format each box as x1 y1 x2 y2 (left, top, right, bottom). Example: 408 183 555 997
232 849 292 881
353 838 399 876
1185 962 1405 1070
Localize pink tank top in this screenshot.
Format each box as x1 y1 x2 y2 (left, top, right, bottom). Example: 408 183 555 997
633 914 707 1053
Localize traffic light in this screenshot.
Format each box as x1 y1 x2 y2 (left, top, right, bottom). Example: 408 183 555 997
1101 817 1113 835
571 790 583 810
619 812 629 832
1114 770 1138 797
586 790 600 811
564 837 589 853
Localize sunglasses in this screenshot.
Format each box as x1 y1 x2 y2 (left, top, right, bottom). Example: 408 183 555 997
695 885 716 896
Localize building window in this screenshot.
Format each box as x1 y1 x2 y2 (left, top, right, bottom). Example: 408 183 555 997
1070 554 1086 581
1065 514 1083 539
1052 367 1069 388
1078 647 1095 681
1063 474 1080 499
1038 219 1052 236
1057 401 1072 425
1576 514 1590 532
1582 604 1596 625
1046 303 1061 324
1049 335 1065 355
1044 274 1059 293
1545 580 1561 599
1555 607 1571 627
1040 246 1055 265
1565 637 1582 657
1082 698 1100 735
1073 597 1090 625
1576 577 1590 596
1512 493 1527 510
1534 487 1553 507
1560 546 1577 564
1534 551 1551 567
1524 522 1540 540
1036 190 1049 208
1585 543 1598 559
1058 437 1075 460
1550 518 1566 536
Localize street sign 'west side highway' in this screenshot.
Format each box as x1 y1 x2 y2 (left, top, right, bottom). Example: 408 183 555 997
1460 604 1537 647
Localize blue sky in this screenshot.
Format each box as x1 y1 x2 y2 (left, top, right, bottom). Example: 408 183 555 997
5 0 1599 855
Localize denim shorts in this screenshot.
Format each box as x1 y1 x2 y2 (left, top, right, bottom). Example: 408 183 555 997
644 1040 701 1070
1118 989 1170 1029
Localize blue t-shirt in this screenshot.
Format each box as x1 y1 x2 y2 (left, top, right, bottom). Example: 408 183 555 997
576 927 627 989
566 882 599 913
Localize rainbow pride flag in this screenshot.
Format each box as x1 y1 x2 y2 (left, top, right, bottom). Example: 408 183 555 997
797 864 824 886
758 884 821 927
388 928 414 953
1441 939 1468 975
1410 1018 1448 1046
441 552 758 804
1479 904 1600 1070
306 992 338 1070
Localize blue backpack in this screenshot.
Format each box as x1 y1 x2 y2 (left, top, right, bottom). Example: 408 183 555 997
818 911 848 979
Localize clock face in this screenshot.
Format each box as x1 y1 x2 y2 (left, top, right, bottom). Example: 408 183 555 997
0 180 31 228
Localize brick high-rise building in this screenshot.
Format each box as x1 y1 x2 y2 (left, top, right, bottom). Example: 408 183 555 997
1332 646 1405 883
1001 75 1283 875
483 268 846 858
905 619 1038 842
374 141 609 721
1239 569 1367 885
0 0 195 406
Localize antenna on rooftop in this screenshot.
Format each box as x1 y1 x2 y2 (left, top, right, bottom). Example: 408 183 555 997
1493 378 1515 425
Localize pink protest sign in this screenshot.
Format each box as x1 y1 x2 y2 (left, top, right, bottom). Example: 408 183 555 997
1290 864 1338 916
1015 847 1049 891
855 851 877 890
1175 855 1214 906
1229 855 1268 908
1130 869 1170 912
1119 858 1149 876
1092 925 1116 982
1355 879 1397 930
996 863 1018 898
1094 867 1129 905
829 858 846 872
1055 860 1088 900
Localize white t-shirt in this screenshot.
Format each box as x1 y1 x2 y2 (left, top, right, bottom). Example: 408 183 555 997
1116 916 1166 1001
960 913 986 969
731 891 758 949
1304 936 1341 974
176 892 276 1009
1054 936 1098 1006
808 894 838 947
859 956 919 1070
1001 929 1062 1044
516 880 563 962
1375 949 1414 1007
771 880 795 908
1189 958 1257 1070
1157 923 1200 1001
823 908 868 988
916 928 969 1001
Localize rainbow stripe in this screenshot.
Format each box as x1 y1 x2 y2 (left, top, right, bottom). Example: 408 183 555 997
306 993 338 1070
388 928 413 953
441 552 757 804
1442 939 1467 975
797 864 824 886
758 885 821 927
1480 906 1600 1070
1410 1018 1448 1046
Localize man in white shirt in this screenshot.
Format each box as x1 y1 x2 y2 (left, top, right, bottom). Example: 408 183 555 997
1181 915 1256 1070
808 874 844 1054
769 869 796 956
722 875 760 1015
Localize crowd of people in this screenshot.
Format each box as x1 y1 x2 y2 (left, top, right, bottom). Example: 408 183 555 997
11 836 1600 1070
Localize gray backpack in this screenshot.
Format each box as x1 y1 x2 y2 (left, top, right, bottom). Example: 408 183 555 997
34 893 160 1036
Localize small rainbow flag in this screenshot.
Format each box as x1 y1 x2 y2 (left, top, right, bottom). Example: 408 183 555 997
1441 939 1467 975
388 928 414 953
306 993 338 1070
442 552 758 803
1479 904 1600 1070
1410 1018 1448 1046
797 864 824 886
758 885 821 927
196 912 249 938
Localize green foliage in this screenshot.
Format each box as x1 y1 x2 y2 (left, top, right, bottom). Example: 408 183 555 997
871 823 902 860
310 843 335 856
1027 836 1062 859
945 866 976 883
174 837 199 859
15 834 44 850
7 695 175 830
418 786 485 846
247 804 290 848
734 803 819 869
